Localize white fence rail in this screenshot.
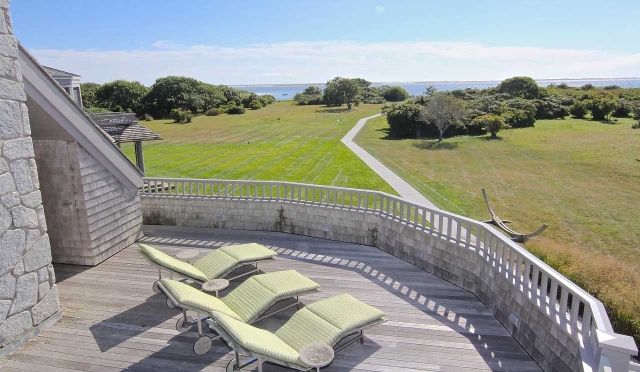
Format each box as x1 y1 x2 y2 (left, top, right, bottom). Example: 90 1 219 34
141 177 638 371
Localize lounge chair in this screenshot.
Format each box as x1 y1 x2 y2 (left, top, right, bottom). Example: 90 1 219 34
158 270 321 355
138 243 277 290
206 294 386 371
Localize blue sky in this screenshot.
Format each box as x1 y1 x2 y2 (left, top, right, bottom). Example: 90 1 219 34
11 0 640 85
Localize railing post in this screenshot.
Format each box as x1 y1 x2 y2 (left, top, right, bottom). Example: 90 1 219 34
595 330 637 372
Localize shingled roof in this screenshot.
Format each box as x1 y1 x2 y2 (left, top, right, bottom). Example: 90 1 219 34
89 113 162 143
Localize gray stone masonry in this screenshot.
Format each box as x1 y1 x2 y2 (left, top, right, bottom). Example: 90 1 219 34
142 195 582 372
0 0 60 357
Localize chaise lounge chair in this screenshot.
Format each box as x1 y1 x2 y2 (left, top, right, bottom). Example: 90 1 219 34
138 243 277 291
158 270 321 355
206 294 386 371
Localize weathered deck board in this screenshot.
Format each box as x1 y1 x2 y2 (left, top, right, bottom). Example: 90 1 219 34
0 226 543 372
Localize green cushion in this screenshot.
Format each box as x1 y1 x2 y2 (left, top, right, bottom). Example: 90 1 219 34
158 279 242 321
221 278 276 322
139 244 208 282
213 312 301 366
220 243 277 262
275 308 342 353
305 294 385 332
253 270 320 297
193 250 239 281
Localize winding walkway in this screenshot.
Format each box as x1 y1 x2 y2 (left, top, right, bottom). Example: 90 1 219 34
341 114 439 209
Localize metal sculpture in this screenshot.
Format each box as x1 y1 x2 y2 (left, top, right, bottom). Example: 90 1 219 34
481 188 547 243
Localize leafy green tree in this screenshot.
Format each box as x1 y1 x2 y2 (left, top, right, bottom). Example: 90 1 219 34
95 80 149 114
419 93 468 142
249 100 262 110
472 115 510 138
351 78 371 90
588 98 616 121
259 95 276 105
145 76 207 117
569 101 589 119
303 86 322 95
385 103 422 138
323 77 361 108
612 98 632 118
219 85 244 104
200 84 226 111
80 82 101 109
496 76 542 99
383 86 410 102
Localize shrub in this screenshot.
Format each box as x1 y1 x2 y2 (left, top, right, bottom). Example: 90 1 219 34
259 95 276 105
504 98 537 127
533 97 569 119
249 100 263 110
496 76 542 99
383 86 410 102
556 83 569 89
293 93 323 105
569 101 589 119
386 103 422 138
503 108 535 128
588 98 616 121
227 105 246 115
241 93 260 108
472 114 510 138
170 108 192 123
581 83 595 90
144 114 154 121
603 85 622 90
353 98 361 107
303 86 322 95
205 108 222 116
612 99 631 118
632 122 640 129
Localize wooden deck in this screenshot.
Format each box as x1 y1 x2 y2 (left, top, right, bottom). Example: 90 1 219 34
0 226 543 372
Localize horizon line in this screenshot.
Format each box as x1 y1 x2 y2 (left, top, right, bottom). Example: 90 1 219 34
230 77 640 87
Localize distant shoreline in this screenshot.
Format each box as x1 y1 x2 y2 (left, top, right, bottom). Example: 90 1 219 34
232 77 640 88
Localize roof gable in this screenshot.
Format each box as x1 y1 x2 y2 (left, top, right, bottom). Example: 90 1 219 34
18 45 143 190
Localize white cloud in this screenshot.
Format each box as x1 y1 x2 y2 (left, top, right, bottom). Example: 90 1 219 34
26 40 640 85
375 5 385 13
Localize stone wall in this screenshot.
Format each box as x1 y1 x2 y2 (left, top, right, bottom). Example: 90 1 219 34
33 140 142 266
0 0 61 357
142 195 582 372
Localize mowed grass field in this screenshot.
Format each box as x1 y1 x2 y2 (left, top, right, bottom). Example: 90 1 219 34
122 101 394 193
357 115 640 339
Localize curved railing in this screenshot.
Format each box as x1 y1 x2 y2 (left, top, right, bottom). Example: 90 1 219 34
141 177 638 371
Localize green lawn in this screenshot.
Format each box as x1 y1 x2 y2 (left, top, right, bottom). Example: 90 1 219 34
356 115 640 266
356 115 640 342
123 101 394 193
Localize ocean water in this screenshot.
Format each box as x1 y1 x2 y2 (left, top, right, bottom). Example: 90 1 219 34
235 78 640 101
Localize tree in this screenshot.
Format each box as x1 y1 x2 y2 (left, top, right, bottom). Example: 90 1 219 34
385 103 422 138
472 115 510 138
588 98 616 121
419 93 468 142
383 86 410 102
496 76 542 99
569 101 589 119
323 77 360 108
249 100 262 110
200 84 226 111
95 80 149 114
80 82 101 109
144 76 207 117
303 86 322 95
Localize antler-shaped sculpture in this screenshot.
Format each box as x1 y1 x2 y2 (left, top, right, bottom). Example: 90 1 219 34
481 188 547 243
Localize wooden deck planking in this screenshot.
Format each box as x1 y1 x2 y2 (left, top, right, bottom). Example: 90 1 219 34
0 227 542 372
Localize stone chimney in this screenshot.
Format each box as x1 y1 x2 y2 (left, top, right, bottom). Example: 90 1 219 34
0 0 61 357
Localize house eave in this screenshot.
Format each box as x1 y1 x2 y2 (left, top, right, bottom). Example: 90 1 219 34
18 45 143 189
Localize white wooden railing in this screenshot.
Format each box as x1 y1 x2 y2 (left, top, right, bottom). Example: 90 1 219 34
141 177 638 371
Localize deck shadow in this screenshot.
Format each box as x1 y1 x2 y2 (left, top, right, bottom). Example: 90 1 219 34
138 228 541 371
